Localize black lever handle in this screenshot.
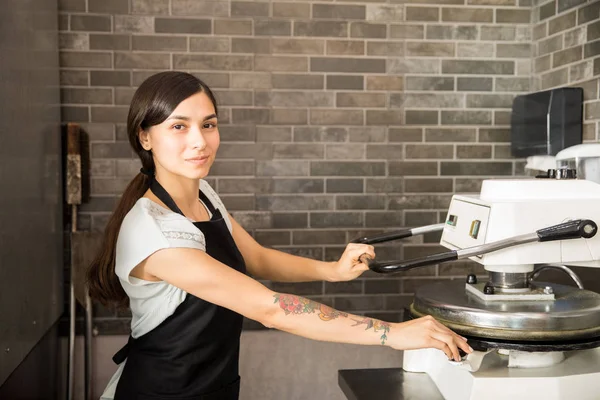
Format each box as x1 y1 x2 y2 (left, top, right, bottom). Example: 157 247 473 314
359 252 457 274
537 219 597 242
351 223 444 245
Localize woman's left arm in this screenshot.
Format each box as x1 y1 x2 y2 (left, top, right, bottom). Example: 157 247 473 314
228 213 375 282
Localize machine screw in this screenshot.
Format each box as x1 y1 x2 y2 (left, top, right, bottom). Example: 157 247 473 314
466 274 477 284
543 286 554 294
483 284 494 295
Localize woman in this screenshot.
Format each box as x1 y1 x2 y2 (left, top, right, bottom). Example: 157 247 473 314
88 71 472 400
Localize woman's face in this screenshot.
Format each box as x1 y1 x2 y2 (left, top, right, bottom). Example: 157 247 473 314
139 91 219 180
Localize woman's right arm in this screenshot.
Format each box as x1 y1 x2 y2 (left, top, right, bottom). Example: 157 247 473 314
135 247 472 361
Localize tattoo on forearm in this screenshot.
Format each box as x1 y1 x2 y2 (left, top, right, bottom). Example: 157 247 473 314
351 318 391 345
274 294 348 321
273 294 392 344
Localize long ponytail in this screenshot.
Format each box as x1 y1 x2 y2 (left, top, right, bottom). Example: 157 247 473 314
86 71 218 308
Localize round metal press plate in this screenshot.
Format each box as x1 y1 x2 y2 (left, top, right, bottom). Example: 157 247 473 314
410 281 600 341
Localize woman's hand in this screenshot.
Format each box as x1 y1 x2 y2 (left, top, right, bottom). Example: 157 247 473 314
387 315 473 361
327 243 375 282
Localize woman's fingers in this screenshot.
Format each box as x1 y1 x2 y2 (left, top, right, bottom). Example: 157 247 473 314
432 322 473 354
430 331 461 361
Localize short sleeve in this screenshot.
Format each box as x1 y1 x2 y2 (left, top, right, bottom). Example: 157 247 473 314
115 199 206 286
200 179 232 233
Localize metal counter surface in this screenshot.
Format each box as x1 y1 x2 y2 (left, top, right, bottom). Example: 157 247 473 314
338 368 444 400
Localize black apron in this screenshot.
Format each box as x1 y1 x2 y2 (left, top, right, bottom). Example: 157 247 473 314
113 178 246 400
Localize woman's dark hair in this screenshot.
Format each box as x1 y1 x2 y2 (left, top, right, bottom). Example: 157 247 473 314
87 71 218 308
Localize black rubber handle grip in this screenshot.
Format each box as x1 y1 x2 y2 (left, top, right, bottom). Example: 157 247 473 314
359 251 458 274
351 229 413 245
537 219 598 242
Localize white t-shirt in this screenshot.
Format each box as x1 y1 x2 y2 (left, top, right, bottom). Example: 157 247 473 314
101 179 232 400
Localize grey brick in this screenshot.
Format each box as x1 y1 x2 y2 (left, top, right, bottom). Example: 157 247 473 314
256 56 308 72
388 58 441 74
231 108 270 124
256 160 308 176
494 111 511 126
350 22 386 39
538 35 562 56
155 18 211 34
585 101 600 120
557 0 586 13
311 161 385 177
218 178 269 194
255 231 291 246
584 41 600 59
442 110 492 125
365 212 404 228
79 195 118 213
369 76 406 93
466 94 515 108
273 3 310 18
59 0 85 12
468 0 516 4
218 125 255 141
211 160 255 176
366 144 404 160
232 38 270 54
311 57 385 73
405 211 438 226
214 90 253 106
59 33 88 50
115 52 169 69
311 212 363 229
171 0 229 16
273 213 308 229
426 128 476 142
310 109 363 125
337 195 386 210
62 106 89 122
389 128 423 142
273 144 324 159
497 43 532 58
495 77 530 92
326 179 364 193
89 34 130 51
232 1 269 17
257 195 333 211
579 2 600 25
190 37 230 53
405 144 453 159
405 110 439 125
325 281 363 295
231 212 272 229
540 67 568 89
533 22 547 41
91 142 132 158
295 127 349 142
565 26 586 47
442 7 492 22
481 26 516 41
539 1 556 21
364 280 400 295
174 54 253 71
426 25 478 40
441 162 512 176
71 15 111 32
255 20 292 36
313 4 366 20
457 145 492 159
60 51 112 68
59 14 69 31
366 4 404 22
405 178 452 193
89 0 129 13
553 46 582 68
496 8 530 24
406 76 454 92
349 127 386 143
549 11 576 35
214 20 252 35
457 77 493 91
389 194 451 211
272 38 324 54
91 107 129 123
274 178 324 193
133 35 186 51
407 42 454 57
294 230 345 246
366 177 403 193
271 109 308 124
455 178 485 192
294 21 348 38
327 75 364 90
366 110 403 126
494 144 512 159
61 70 89 86
406 6 439 21
273 74 323 89
92 178 132 194
392 93 464 108
191 72 230 88
390 24 425 39
256 91 333 107
337 92 386 108
62 88 112 104
132 0 170 15
570 60 593 82
457 43 494 58
388 161 438 176
327 40 365 56
367 42 404 57
114 16 153 33
442 60 514 75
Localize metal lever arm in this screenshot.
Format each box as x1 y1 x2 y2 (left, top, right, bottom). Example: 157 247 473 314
360 219 598 274
351 223 444 245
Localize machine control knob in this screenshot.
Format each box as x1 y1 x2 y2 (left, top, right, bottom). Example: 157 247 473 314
466 274 477 284
555 168 577 180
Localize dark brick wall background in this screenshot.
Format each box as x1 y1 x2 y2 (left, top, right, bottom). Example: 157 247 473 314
57 0 600 334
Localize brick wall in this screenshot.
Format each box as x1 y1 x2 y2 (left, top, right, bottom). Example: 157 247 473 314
58 0 600 334
533 0 600 141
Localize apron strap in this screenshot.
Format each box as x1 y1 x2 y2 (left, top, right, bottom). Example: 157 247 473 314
112 335 133 365
149 178 217 217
